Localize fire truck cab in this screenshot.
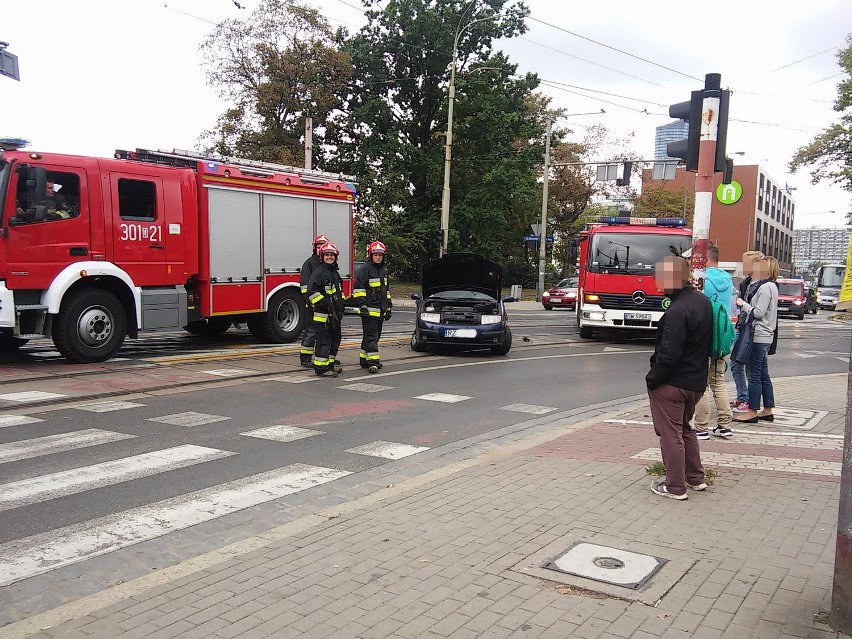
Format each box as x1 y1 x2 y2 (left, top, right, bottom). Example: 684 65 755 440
0 141 356 362
576 217 692 339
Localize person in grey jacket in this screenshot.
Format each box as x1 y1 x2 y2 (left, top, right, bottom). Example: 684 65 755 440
733 256 779 424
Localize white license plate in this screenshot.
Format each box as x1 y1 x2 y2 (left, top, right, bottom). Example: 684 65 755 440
445 328 477 338
624 313 651 321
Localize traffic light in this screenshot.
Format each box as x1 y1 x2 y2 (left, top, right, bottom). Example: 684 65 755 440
666 90 702 172
715 89 730 173
722 157 734 185
616 162 633 187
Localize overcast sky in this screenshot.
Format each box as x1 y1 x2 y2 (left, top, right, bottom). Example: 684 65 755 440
3 0 849 228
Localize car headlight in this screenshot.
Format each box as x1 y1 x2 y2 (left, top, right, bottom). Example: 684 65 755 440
542 292 550 298
481 315 502 324
793 299 802 305
420 312 441 323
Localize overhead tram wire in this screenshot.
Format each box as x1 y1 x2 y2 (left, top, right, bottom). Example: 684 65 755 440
809 72 843 85
761 43 845 75
527 16 703 82
539 81 655 114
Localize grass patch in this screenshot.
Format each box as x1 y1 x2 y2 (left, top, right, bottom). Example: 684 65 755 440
645 462 719 486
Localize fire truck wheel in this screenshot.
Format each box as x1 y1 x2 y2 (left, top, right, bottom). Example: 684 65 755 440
579 325 594 339
248 288 304 343
53 289 127 363
0 334 28 350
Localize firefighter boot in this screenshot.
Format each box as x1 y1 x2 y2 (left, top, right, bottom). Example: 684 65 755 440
368 365 379 374
318 369 339 378
300 355 313 368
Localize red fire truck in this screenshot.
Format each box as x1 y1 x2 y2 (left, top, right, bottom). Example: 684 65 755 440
0 141 356 362
576 217 692 339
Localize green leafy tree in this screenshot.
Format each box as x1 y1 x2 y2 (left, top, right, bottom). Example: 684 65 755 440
547 126 640 276
633 184 695 227
199 0 351 166
331 0 541 280
789 35 852 222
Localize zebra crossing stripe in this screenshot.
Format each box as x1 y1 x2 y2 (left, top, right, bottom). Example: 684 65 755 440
0 429 136 465
346 441 429 460
0 464 351 587
241 425 324 442
0 415 44 428
0 445 235 512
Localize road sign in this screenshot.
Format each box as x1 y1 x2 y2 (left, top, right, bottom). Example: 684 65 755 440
524 235 553 242
715 180 742 205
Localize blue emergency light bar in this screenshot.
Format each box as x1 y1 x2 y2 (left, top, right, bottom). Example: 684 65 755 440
594 216 686 227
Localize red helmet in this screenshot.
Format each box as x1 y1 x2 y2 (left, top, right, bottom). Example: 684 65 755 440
368 241 386 256
319 241 339 256
313 233 330 246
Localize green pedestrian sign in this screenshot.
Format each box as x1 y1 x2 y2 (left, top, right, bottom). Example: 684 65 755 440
716 180 743 205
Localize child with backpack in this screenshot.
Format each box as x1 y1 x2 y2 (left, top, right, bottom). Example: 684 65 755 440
694 245 736 439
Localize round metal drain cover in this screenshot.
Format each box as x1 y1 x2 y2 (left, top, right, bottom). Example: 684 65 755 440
593 556 625 570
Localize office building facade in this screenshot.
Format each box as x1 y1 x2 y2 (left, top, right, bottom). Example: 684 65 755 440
793 227 851 274
653 121 689 160
641 164 795 273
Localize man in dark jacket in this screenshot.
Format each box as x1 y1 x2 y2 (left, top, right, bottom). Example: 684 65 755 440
307 242 345 378
298 234 330 367
351 241 393 373
646 256 712 500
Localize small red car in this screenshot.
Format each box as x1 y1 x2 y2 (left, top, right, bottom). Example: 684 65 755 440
776 278 806 320
542 277 578 311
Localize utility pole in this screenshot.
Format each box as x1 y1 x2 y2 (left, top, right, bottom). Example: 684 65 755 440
537 116 552 302
304 117 313 171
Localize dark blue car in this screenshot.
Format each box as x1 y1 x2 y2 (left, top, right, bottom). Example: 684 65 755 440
410 253 513 355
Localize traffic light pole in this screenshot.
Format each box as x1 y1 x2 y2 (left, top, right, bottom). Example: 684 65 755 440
689 73 722 288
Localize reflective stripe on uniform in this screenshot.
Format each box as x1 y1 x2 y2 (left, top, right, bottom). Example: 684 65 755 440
313 312 328 323
367 307 382 317
312 356 330 366
300 285 308 294
368 278 381 287
309 292 324 304
300 348 314 355
365 351 380 362
351 289 367 298
324 285 337 294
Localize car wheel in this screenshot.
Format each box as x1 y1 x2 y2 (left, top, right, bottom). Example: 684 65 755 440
796 311 804 320
543 305 553 311
490 328 512 355
410 330 428 352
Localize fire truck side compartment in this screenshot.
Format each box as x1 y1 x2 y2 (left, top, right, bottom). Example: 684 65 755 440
207 188 263 282
317 200 352 278
140 286 188 329
263 194 313 273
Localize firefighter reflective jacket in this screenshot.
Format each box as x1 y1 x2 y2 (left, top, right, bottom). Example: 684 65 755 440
300 253 323 297
351 261 392 319
307 262 345 323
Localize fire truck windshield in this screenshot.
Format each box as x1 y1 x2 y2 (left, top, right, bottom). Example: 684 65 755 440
589 232 691 275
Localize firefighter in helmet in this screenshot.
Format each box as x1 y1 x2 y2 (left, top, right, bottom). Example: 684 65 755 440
307 242 345 377
352 240 392 373
299 234 330 367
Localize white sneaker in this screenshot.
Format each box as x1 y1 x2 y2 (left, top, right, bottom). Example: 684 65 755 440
651 480 688 500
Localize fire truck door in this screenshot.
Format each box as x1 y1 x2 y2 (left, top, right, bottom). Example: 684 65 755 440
109 174 167 285
3 166 92 290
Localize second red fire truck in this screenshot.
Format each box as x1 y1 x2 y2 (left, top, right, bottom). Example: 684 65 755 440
0 141 356 362
575 216 692 339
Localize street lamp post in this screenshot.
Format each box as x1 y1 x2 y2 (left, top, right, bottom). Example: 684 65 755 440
440 2 494 257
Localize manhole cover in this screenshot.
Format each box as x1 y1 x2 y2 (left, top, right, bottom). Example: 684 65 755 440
593 556 625 569
546 542 666 589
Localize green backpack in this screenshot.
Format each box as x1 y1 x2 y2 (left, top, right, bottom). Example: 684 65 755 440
709 298 735 360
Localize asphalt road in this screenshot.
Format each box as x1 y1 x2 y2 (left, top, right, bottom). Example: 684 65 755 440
0 307 848 618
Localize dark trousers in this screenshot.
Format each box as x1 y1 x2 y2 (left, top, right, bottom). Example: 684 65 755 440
300 316 317 363
747 342 775 411
312 320 341 374
359 317 383 367
648 384 705 495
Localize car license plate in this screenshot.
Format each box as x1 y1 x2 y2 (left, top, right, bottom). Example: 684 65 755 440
445 328 477 338
624 313 651 321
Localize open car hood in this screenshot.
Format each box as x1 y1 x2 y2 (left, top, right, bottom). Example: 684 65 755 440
421 253 502 300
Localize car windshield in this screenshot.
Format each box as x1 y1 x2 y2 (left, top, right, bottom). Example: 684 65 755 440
588 232 691 275
556 278 578 288
778 283 802 296
819 266 846 288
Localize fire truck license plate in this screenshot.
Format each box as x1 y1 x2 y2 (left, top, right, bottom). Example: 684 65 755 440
624 313 651 321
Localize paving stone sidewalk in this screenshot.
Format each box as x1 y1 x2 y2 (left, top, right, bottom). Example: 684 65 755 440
1 373 850 639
